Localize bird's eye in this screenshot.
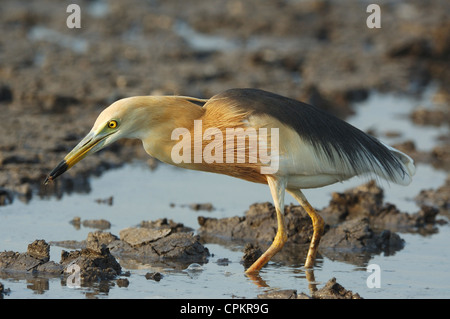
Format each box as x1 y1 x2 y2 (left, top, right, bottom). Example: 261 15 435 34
108 120 118 129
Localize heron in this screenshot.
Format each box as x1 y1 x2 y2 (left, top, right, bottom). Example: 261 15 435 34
44 88 415 273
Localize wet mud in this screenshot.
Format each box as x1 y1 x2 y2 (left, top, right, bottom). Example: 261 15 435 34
0 220 208 290
50 218 210 270
199 181 446 267
415 176 450 215
0 0 449 298
0 240 63 275
0 0 448 206
258 278 362 299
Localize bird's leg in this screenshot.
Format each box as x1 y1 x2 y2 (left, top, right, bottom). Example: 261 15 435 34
305 269 319 294
287 189 324 269
245 176 287 274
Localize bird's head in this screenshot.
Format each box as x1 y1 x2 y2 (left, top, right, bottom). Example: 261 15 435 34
44 97 154 184
44 95 206 184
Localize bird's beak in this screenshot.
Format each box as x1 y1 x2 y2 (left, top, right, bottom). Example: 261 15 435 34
44 130 112 185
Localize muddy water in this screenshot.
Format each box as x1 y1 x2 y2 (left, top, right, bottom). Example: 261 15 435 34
1 91 449 299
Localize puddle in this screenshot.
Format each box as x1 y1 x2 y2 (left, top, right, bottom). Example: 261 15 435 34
349 87 448 152
173 19 310 54
28 26 89 54
1 90 449 298
87 0 109 18
174 20 240 52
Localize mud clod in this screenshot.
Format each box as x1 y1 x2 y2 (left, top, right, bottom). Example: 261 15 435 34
258 289 298 299
320 217 405 254
257 278 362 299
82 219 112 230
119 227 172 247
1 237 122 284
410 108 450 127
86 231 119 253
52 220 210 270
241 243 263 268
150 233 210 263
60 247 121 282
95 196 114 206
0 188 13 206
320 181 443 233
116 278 129 287
0 240 63 275
27 239 50 262
69 217 112 230
312 278 362 299
198 202 313 244
0 282 10 299
111 225 209 268
145 272 163 281
189 203 215 211
415 175 450 214
216 258 230 266
140 218 194 233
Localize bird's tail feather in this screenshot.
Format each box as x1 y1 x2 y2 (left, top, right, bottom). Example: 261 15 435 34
377 142 416 186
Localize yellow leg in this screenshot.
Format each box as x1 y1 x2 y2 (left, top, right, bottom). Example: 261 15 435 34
287 189 324 269
245 176 287 274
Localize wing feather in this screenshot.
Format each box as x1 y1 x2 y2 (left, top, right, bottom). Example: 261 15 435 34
209 88 415 186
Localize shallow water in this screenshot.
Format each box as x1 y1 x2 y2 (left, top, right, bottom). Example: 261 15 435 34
1 90 449 299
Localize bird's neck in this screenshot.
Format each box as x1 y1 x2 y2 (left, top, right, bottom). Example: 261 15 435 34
141 98 205 166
